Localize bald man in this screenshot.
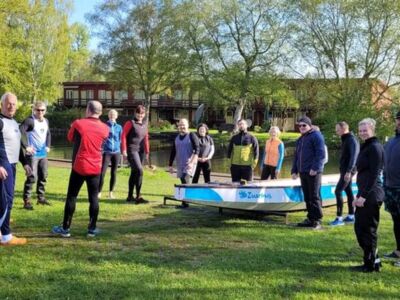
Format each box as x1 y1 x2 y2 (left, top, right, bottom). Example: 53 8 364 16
52 101 109 238
0 92 32 246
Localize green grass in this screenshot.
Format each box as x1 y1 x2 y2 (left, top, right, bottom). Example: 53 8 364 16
1 165 399 299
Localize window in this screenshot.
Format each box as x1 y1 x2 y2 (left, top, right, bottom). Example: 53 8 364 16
115 90 128 100
134 90 145 100
66 90 78 99
80 90 94 100
174 90 183 101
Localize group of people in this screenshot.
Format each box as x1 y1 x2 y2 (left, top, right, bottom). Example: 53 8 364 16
1 92 400 274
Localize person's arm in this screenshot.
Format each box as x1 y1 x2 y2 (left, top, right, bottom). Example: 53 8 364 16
121 121 133 155
19 117 34 149
144 131 150 154
346 136 359 173
359 144 383 199
276 142 285 171
189 132 199 163
207 137 215 160
169 139 176 167
227 136 234 158
46 118 51 151
252 135 259 169
67 121 77 143
311 133 326 172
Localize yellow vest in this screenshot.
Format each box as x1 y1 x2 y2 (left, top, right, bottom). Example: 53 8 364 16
264 138 282 167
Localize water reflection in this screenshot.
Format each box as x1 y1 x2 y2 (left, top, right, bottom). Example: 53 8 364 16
49 137 340 178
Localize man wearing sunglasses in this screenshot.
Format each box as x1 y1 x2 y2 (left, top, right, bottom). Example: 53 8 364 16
291 116 326 229
20 101 51 209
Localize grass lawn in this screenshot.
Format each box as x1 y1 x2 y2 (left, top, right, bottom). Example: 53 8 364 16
1 165 399 299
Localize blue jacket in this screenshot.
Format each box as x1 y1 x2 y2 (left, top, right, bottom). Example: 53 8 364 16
384 132 400 188
103 121 122 153
291 129 326 174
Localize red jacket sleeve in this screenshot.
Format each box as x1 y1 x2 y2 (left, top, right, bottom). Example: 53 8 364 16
121 121 133 153
67 121 77 142
144 131 150 154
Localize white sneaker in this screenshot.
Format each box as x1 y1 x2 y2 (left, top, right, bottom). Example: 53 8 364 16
98 192 102 199
109 192 114 199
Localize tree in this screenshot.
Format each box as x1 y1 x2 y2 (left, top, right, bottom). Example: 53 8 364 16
290 0 400 135
88 0 189 116
65 22 96 81
178 0 292 130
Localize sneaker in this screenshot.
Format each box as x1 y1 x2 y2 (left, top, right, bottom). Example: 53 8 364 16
23 200 34 210
98 192 102 199
126 196 135 202
394 261 400 267
108 192 114 199
343 215 355 223
51 225 71 238
330 218 345 226
297 218 313 227
175 202 189 209
87 228 100 238
37 199 51 206
135 197 149 205
383 251 400 260
0 236 27 246
312 222 322 230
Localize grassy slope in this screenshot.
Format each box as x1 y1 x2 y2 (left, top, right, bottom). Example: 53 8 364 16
0 166 399 299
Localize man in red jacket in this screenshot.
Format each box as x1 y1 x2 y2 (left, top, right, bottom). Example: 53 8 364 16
52 101 109 238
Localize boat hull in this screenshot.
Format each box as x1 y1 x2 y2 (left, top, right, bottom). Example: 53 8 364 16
174 174 358 213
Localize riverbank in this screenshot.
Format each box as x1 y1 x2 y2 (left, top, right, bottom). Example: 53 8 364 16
1 165 399 299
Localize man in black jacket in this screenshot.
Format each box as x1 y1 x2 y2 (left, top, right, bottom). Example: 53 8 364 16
383 111 400 266
330 121 359 226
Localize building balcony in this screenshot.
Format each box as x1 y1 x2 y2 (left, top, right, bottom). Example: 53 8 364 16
58 98 201 109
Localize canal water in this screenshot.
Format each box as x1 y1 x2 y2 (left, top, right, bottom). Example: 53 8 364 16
49 136 340 178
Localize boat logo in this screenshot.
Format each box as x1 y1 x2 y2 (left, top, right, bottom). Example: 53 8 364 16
238 190 272 200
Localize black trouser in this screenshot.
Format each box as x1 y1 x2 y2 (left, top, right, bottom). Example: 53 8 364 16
179 174 191 207
335 172 354 216
62 170 100 231
261 164 277 180
23 156 48 201
99 153 120 193
0 163 15 236
192 161 211 183
391 214 400 251
354 189 383 269
230 165 253 182
128 151 144 199
300 173 323 222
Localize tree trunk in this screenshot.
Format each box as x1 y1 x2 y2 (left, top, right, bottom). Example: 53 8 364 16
232 99 245 133
144 94 151 124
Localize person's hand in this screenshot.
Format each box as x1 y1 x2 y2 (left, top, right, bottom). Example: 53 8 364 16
0 166 8 180
46 147 50 153
24 165 33 177
309 169 317 176
122 151 127 157
275 170 280 178
344 172 351 182
353 196 366 208
168 166 174 174
291 173 298 180
26 146 35 155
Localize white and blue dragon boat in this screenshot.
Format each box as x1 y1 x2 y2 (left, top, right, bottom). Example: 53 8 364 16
172 174 358 213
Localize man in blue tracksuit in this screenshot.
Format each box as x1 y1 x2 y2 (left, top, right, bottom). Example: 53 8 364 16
291 116 326 229
20 101 51 209
0 92 32 246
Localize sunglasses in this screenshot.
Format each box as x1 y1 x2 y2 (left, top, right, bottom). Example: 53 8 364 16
36 109 45 112
298 124 308 127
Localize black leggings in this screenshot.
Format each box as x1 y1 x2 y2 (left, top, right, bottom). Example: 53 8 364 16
128 152 144 199
192 161 211 183
391 214 400 251
99 153 120 192
261 164 277 180
63 170 100 231
335 172 355 216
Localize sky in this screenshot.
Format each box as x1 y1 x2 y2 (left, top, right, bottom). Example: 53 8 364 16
70 0 100 50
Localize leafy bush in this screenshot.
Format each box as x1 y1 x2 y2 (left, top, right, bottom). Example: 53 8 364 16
149 120 175 131
46 107 84 129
